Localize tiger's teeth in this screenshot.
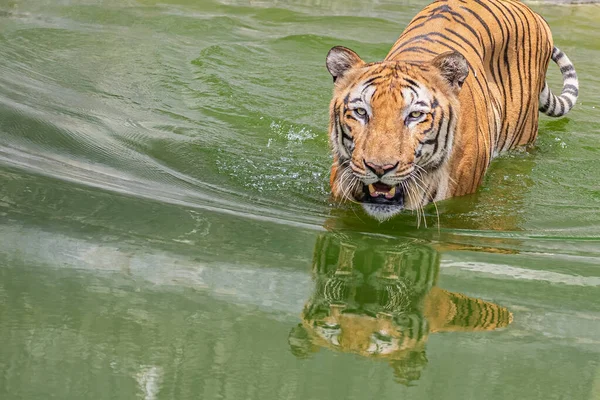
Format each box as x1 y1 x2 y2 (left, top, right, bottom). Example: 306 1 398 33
368 184 375 195
385 186 396 199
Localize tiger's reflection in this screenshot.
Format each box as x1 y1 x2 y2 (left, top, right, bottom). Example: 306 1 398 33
289 233 512 385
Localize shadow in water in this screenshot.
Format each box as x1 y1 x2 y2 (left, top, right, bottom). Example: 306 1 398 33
289 232 513 385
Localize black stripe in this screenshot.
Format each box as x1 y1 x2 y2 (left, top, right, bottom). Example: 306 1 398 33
410 14 429 23
444 27 483 60
552 47 562 59
539 94 551 112
473 0 509 135
464 84 482 191
464 297 474 326
560 64 574 74
420 183 430 206
448 10 466 22
334 105 348 159
497 1 516 102
473 301 484 327
480 300 490 328
489 301 497 330
553 49 564 60
504 1 532 149
564 72 577 80
394 22 426 45
418 125 437 144
404 85 419 99
393 34 436 51
429 187 437 202
429 4 453 14
426 31 471 56
404 77 420 88
444 106 455 152
391 46 438 58
361 82 377 99
492 0 514 55
561 96 573 111
562 84 579 95
459 6 494 53
459 17 502 149
361 76 379 88
429 13 451 22
548 92 556 114
432 108 445 155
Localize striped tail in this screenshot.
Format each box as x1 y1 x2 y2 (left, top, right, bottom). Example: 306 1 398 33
539 47 579 117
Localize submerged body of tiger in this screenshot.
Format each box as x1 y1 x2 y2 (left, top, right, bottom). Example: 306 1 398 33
326 0 579 221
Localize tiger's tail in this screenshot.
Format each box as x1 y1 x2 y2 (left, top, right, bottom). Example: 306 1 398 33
539 47 579 117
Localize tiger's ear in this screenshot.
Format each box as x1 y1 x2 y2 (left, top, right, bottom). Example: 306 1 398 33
431 51 469 91
326 46 364 83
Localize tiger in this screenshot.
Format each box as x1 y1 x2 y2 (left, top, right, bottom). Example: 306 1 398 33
326 0 579 221
288 233 512 384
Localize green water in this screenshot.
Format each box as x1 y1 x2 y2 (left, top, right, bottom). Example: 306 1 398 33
1 0 599 399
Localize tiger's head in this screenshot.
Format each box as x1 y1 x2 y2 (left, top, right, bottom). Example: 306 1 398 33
326 46 469 221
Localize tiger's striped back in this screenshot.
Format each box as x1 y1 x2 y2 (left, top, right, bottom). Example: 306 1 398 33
388 0 557 191
387 0 576 154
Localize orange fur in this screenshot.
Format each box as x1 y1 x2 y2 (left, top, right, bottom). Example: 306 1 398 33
325 0 576 220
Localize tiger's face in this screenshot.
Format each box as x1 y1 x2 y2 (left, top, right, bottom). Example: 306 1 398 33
326 47 468 221
306 306 425 358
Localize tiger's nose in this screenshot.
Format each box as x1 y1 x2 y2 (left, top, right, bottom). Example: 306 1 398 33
364 160 399 177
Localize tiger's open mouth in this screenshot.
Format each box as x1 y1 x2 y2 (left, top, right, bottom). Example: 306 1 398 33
359 182 405 221
362 182 404 206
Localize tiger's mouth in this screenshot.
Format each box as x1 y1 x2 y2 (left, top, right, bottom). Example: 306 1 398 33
358 182 405 221
362 182 405 206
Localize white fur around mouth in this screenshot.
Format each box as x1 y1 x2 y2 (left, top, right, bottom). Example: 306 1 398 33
360 182 405 221
361 203 404 222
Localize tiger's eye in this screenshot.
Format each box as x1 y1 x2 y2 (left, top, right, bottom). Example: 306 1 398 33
409 111 423 119
354 108 367 117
